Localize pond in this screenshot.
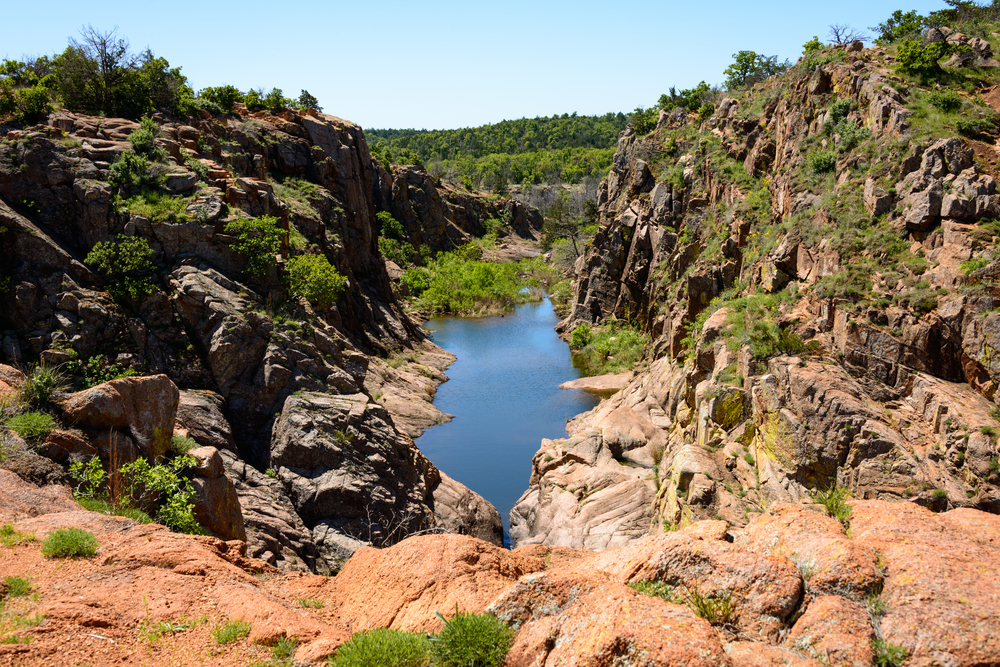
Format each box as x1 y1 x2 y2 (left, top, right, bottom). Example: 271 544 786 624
416 298 600 545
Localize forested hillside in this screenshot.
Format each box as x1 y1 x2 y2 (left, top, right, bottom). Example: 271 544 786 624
367 113 627 191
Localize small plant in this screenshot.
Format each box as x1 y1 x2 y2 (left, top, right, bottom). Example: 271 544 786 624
265 467 278 479
683 587 735 626
430 610 516 667
873 638 909 667
628 580 683 604
3 412 55 441
0 524 34 547
932 488 948 500
569 323 592 349
169 434 197 455
272 635 298 660
298 597 324 609
107 149 151 193
41 527 98 559
329 627 430 667
807 148 836 173
3 576 32 598
927 89 962 112
961 257 991 275
211 618 251 645
17 362 68 406
813 485 853 528
85 235 157 300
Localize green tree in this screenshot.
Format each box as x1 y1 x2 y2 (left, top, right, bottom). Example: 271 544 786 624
224 216 283 277
723 51 789 90
284 253 347 310
871 9 926 44
199 84 242 112
298 89 321 111
542 193 585 256
85 234 157 299
803 36 823 54
895 39 953 78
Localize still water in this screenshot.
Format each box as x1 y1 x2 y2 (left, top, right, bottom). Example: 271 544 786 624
416 299 600 544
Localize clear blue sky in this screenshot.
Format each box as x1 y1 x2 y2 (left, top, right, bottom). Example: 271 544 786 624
3 0 947 130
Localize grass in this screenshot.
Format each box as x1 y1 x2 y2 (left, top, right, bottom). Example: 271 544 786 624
813 485 853 529
627 580 683 604
0 525 34 548
429 611 515 667
16 362 68 406
75 497 154 524
568 319 650 376
873 638 909 667
628 581 735 626
2 411 55 441
329 628 430 667
40 528 98 559
2 577 31 599
116 188 196 223
298 597 324 609
212 618 251 645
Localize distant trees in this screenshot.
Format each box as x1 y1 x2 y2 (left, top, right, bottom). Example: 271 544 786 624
723 51 790 90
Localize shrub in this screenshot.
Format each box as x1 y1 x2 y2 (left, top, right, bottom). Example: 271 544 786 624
927 89 962 112
107 149 151 193
828 99 853 125
932 487 948 499
808 149 836 173
225 216 283 277
128 117 160 158
683 587 734 625
814 485 853 528
569 323 593 350
17 362 67 405
429 612 515 667
401 267 432 297
169 434 197 455
85 235 157 300
571 319 649 376
957 118 995 139
329 628 430 667
211 619 251 644
379 237 418 266
803 36 823 55
41 527 98 558
961 256 991 275
834 120 870 152
198 85 242 113
285 254 347 310
895 39 950 78
3 412 55 441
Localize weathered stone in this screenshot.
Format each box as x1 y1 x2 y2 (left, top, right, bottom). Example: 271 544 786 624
192 474 246 541
786 596 874 667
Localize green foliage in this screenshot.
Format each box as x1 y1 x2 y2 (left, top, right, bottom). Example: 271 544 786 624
808 148 836 173
64 353 140 389
814 485 853 528
628 580 682 604
264 87 294 112
828 99 853 125
41 527 98 559
329 628 430 667
170 434 197 455
284 254 347 310
198 85 242 112
723 50 789 89
3 412 55 441
409 253 544 316
927 89 963 112
658 81 714 114
128 116 161 158
571 318 649 376
243 88 264 110
17 362 67 406
107 150 151 193
894 39 952 78
211 619 251 645
430 611 515 667
377 211 406 240
569 323 592 350
85 234 157 300
961 256 991 275
379 237 418 266
0 524 34 548
630 106 660 134
297 89 322 112
116 188 194 223
683 587 734 626
957 117 996 139
802 36 823 54
224 216 283 277
834 120 870 152
871 9 926 45
542 193 586 256
272 635 299 661
3 576 32 598
873 638 909 666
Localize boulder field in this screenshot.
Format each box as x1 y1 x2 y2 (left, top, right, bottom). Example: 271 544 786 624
2 470 999 666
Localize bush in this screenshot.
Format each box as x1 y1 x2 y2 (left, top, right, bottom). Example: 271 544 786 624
198 85 242 113
430 612 515 667
211 619 251 645
330 628 430 667
571 319 649 376
411 252 543 316
961 256 991 275
107 149 151 193
828 99 853 125
224 216 283 277
41 527 98 558
3 412 55 441
169 434 197 455
17 362 67 405
128 117 160 158
834 120 870 152
957 118 995 139
85 235 157 300
873 638 909 667
927 89 962 112
285 254 347 310
808 149 836 173
895 39 950 78
401 267 432 297
569 323 592 350
379 237 417 266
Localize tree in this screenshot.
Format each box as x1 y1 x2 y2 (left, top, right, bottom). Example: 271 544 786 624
542 193 585 257
199 85 242 112
723 51 790 90
284 254 346 310
224 215 283 277
84 235 157 300
803 36 824 55
298 89 322 112
870 10 926 45
828 24 870 45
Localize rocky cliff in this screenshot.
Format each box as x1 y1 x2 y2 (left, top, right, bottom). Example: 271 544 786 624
0 104 502 571
514 37 1000 548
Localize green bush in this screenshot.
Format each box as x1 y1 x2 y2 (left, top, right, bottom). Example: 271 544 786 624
169 434 197 455
3 412 55 441
17 362 67 405
128 117 160 158
895 39 950 78
957 118 995 139
807 149 836 173
211 619 251 644
107 149 151 193
961 256 991 275
430 612 515 667
199 85 242 113
64 353 140 389
569 323 593 350
330 628 430 667
41 527 98 558
570 319 649 376
285 254 347 310
873 638 909 666
225 216 283 277
802 36 823 55
401 267 432 297
410 252 544 316
379 237 417 266
834 120 870 152
85 235 157 300
927 89 962 112
871 9 925 45
828 99 853 126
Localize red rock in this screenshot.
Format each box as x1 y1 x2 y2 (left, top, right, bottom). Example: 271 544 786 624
0 469 80 523
0 363 24 399
192 474 247 541
725 641 824 666
785 596 874 667
330 534 545 632
61 374 179 458
740 504 881 597
851 500 1000 666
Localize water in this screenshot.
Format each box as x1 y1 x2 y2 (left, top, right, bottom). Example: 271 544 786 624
416 298 600 545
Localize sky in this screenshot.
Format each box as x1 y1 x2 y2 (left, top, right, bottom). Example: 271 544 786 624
3 0 948 130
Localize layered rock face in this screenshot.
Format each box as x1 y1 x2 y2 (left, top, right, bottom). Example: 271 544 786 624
515 42 1000 547
372 163 543 253
0 106 500 570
